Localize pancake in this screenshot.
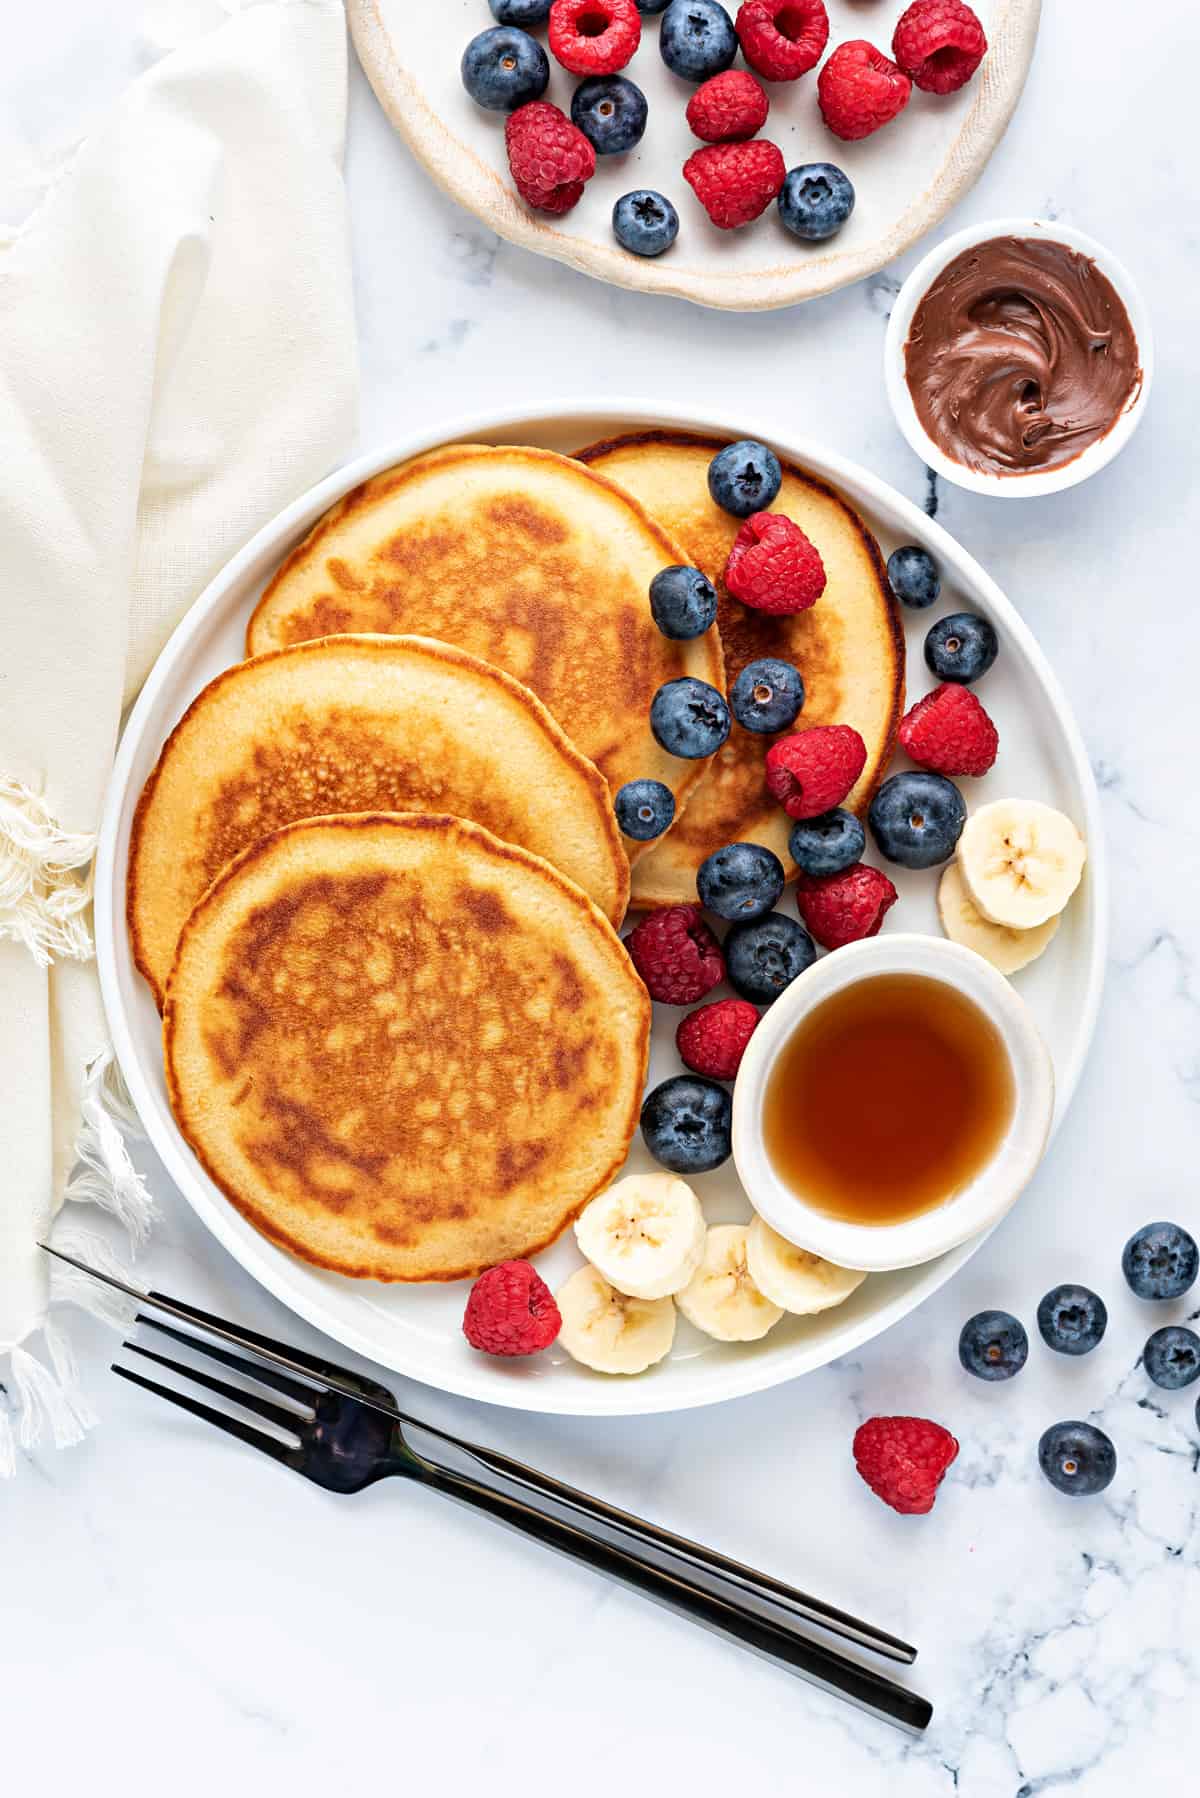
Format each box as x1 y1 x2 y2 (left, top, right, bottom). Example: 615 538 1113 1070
128 634 629 1007
164 813 650 1282
245 445 725 855
577 431 905 909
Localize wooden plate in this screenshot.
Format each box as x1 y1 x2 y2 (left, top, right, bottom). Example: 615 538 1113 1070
349 0 1041 311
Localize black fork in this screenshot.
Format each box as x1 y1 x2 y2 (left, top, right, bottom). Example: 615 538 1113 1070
43 1249 931 1731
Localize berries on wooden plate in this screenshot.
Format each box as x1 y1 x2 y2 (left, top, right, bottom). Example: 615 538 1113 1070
549 0 641 74
571 74 648 153
778 162 855 241
892 0 987 95
686 70 769 142
660 0 739 80
736 0 828 81
505 101 596 213
613 189 680 256
491 0 553 22
462 27 550 112
817 40 911 141
684 140 786 228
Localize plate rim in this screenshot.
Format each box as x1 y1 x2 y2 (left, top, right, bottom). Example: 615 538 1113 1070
347 0 1042 313
94 397 1108 1417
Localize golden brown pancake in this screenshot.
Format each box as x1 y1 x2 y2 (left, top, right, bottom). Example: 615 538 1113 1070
245 445 725 855
164 814 650 1282
577 432 905 909
128 634 629 1006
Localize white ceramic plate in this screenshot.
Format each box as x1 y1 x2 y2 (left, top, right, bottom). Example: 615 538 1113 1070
95 401 1106 1417
349 0 1041 311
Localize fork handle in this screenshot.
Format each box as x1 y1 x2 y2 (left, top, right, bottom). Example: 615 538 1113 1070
407 1428 914 1665
405 1457 931 1732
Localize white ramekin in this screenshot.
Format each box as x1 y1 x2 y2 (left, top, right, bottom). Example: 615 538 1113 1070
883 216 1153 499
731 935 1056 1274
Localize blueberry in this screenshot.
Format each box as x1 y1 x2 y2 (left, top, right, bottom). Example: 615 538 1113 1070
1121 1220 1199 1301
613 189 680 258
650 678 731 758
641 1074 732 1173
958 1310 1028 1381
887 545 941 609
659 0 738 80
637 0 670 11
615 778 676 842
1036 1285 1108 1356
925 612 999 685
649 565 718 638
788 808 865 878
461 27 549 112
1038 1421 1116 1497
1143 1326 1200 1390
777 163 855 242
489 0 552 23
571 76 648 155
868 771 966 869
730 658 805 733
697 842 785 921
725 912 815 1005
707 439 782 518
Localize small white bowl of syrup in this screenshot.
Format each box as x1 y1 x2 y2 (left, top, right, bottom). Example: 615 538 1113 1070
732 936 1056 1274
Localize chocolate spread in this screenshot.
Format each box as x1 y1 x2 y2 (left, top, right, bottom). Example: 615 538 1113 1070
904 235 1142 477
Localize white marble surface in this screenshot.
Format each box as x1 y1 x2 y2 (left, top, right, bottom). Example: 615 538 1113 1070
5 3 1200 1792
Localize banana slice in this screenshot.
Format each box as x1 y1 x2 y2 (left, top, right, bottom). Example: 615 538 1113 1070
574 1172 706 1301
957 798 1086 930
676 1225 784 1343
556 1265 676 1375
938 861 1061 975
746 1216 867 1316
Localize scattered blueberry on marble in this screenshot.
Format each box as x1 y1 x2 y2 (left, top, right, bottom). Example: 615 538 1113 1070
730 657 805 733
1038 1421 1117 1497
1142 1325 1200 1390
959 1310 1029 1381
613 190 680 257
641 1074 732 1173
777 163 855 242
571 76 648 154
787 808 865 877
697 841 785 921
649 564 718 638
1036 1285 1108 1356
659 0 739 81
925 611 999 685
1121 1220 1199 1300
489 0 552 22
615 778 676 841
650 677 731 758
460 27 549 111
708 438 782 517
868 770 966 869
887 544 940 609
724 912 816 1005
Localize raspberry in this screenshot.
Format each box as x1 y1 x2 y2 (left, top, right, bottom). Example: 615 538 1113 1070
817 40 911 141
794 862 898 949
463 1260 562 1357
676 998 759 1079
683 140 786 229
853 1416 959 1516
686 70 770 143
899 683 998 777
736 0 828 81
505 101 596 214
548 0 640 75
724 512 826 614
764 725 867 819
892 0 987 95
625 904 725 1005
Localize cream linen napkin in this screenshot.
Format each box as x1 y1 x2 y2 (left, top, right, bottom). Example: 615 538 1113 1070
0 0 357 1472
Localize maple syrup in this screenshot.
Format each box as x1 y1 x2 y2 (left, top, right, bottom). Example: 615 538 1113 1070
762 974 1016 1226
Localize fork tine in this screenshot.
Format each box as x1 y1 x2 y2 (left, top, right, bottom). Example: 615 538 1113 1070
144 1288 393 1403
122 1343 310 1436
112 1364 302 1467
134 1315 316 1406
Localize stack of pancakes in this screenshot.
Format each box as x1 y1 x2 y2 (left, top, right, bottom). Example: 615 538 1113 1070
131 437 901 1284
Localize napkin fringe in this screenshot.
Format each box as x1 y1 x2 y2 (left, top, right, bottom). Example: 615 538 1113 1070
0 775 96 967
1 1055 151 1475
